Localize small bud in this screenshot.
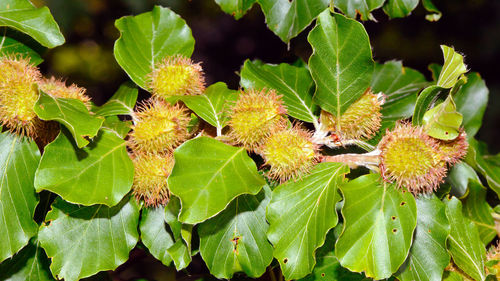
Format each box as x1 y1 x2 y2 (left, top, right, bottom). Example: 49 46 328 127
438 130 468 165
132 152 174 207
259 124 317 182
39 77 91 109
378 122 446 194
229 89 287 150
129 98 190 153
320 91 383 141
148 55 205 100
0 56 41 137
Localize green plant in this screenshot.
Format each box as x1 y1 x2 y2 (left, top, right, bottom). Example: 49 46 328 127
0 1 498 281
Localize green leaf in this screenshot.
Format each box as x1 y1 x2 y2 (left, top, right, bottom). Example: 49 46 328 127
240 60 318 124
164 197 192 270
199 186 273 279
38 197 140 281
181 82 239 133
454 73 489 137
333 0 385 20
215 0 257 19
437 45 468 89
422 95 463 140
34 92 104 148
447 162 480 198
422 0 442 21
168 136 265 224
0 239 54 281
308 11 374 118
466 139 500 197
139 206 174 267
442 271 467 281
335 174 417 280
0 0 64 48
257 0 329 43
94 82 138 117
100 116 131 139
0 34 43 65
463 180 496 245
114 5 195 89
34 128 134 207
371 60 428 120
412 85 445 126
266 163 349 280
383 0 419 19
396 195 450 281
445 197 486 281
0 131 40 262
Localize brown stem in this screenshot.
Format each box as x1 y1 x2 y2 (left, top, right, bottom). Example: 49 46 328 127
322 151 380 169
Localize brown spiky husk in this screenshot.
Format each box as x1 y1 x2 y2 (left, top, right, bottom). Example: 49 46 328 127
132 152 174 207
438 130 469 165
39 76 91 109
259 123 318 182
228 88 287 150
129 98 191 154
378 122 447 194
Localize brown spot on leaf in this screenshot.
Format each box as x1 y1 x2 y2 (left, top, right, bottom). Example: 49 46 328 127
283 258 288 264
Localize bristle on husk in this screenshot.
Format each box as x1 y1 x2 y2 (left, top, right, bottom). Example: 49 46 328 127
39 76 91 109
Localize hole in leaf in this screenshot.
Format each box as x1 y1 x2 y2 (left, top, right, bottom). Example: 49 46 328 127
391 216 397 220
392 228 398 234
321 273 325 277
400 201 406 206
231 236 241 252
283 258 288 264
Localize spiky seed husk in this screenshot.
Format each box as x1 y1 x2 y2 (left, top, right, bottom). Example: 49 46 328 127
320 91 383 141
39 76 91 109
378 122 446 194
487 243 500 279
129 98 190 154
260 124 317 182
229 89 287 150
132 152 174 207
0 56 42 137
148 55 205 100
438 130 468 165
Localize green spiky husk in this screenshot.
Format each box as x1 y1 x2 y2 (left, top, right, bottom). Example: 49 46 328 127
39 76 91 109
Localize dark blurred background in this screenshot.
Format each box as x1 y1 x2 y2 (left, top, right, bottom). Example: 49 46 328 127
28 0 499 280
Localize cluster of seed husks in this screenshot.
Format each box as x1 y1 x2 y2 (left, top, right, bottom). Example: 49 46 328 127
130 55 204 207
228 89 318 182
0 56 91 141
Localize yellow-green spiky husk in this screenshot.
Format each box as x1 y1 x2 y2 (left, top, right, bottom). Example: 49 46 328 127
129 98 190 154
228 89 287 150
259 124 317 182
379 122 446 194
320 91 382 141
0 56 41 137
132 152 174 207
486 243 500 279
148 55 205 100
438 130 468 165
39 76 91 109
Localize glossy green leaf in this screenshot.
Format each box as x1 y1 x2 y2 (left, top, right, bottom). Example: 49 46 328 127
447 162 480 198
114 5 195 89
34 129 134 207
199 186 273 279
442 271 466 281
257 0 329 43
454 73 489 137
38 197 140 281
139 207 174 267
422 95 463 140
437 45 468 89
240 60 318 124
463 180 496 245
445 197 486 281
215 0 257 19
168 136 265 224
95 82 138 117
0 239 54 281
100 116 131 139
0 0 64 48
412 85 445 126
164 197 192 270
335 174 417 280
266 163 349 280
371 60 428 120
34 92 104 148
0 131 40 262
308 11 374 118
422 0 442 21
383 0 419 19
0 34 42 65
396 195 450 281
333 0 385 20
181 82 239 133
466 139 500 196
